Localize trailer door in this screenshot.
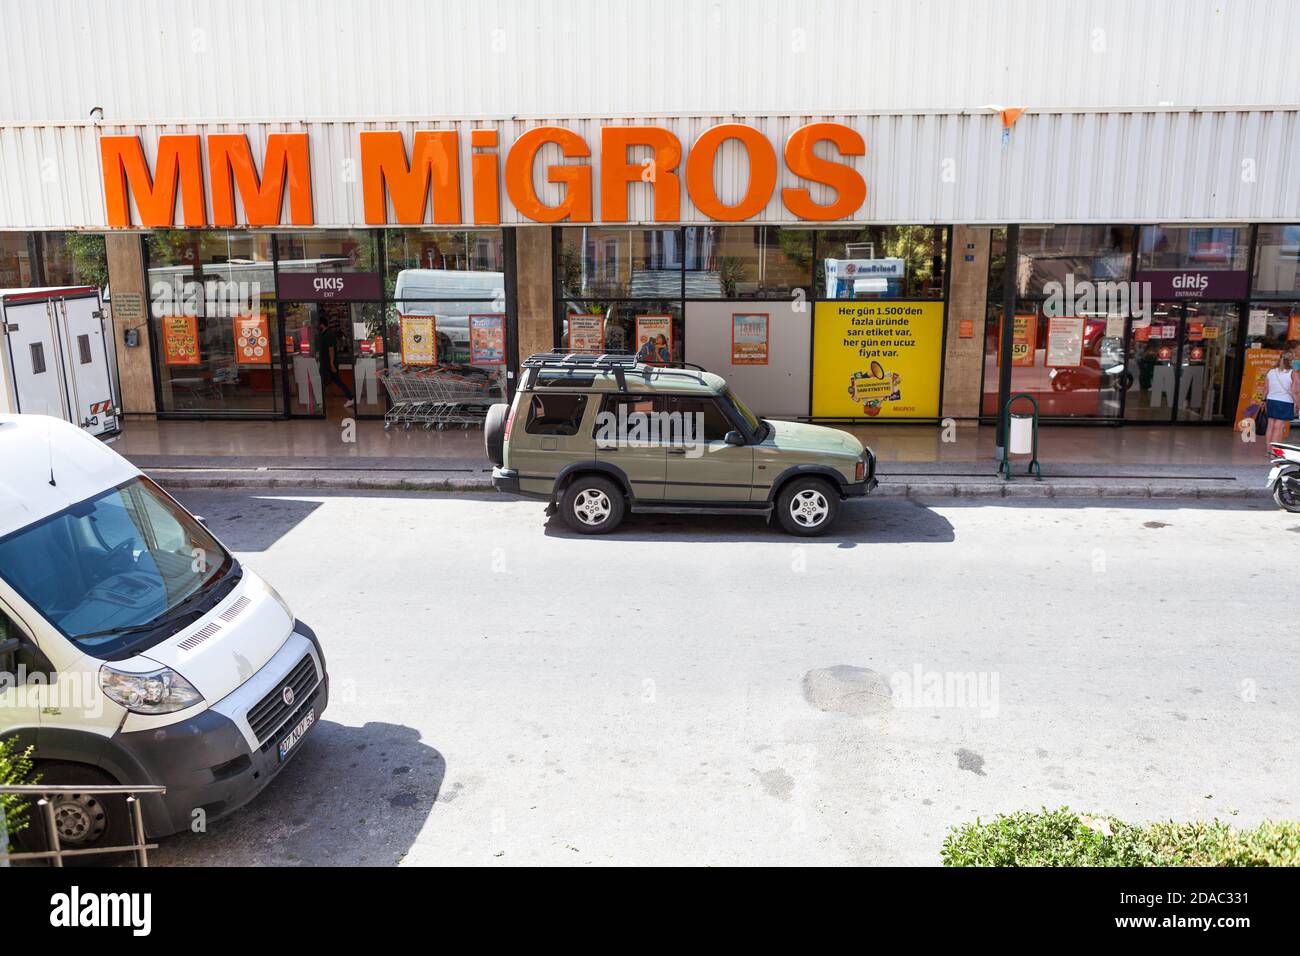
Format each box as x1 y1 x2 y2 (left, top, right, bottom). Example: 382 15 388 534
2 298 70 419
56 294 118 436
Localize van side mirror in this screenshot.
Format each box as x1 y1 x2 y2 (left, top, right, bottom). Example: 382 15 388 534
724 430 746 446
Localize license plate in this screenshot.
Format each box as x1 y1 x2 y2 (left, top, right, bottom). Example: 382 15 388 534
277 709 315 762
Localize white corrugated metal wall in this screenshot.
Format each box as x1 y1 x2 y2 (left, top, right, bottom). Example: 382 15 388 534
1 0 1297 229
2 0 1297 121
2 109 1296 228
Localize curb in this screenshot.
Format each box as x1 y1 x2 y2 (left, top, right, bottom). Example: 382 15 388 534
147 470 1266 501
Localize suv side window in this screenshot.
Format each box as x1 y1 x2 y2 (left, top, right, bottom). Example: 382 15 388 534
667 396 733 442
525 393 589 436
593 394 667 445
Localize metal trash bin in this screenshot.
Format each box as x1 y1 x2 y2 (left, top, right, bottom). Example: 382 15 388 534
1008 412 1034 455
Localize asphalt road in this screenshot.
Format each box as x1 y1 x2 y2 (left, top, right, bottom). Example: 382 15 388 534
149 489 1300 866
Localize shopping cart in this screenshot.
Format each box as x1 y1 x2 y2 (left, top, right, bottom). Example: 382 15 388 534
378 364 506 430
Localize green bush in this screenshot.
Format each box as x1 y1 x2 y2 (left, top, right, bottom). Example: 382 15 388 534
0 737 35 838
942 806 1300 867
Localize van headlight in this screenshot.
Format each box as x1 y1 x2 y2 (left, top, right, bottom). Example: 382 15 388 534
100 665 204 714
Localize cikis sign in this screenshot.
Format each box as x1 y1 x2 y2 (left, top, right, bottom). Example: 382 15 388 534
99 123 867 228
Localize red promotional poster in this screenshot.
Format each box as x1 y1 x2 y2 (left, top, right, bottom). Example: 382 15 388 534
232 314 271 366
468 314 506 365
161 315 200 366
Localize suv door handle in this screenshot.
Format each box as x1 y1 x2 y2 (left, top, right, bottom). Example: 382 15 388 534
666 447 687 455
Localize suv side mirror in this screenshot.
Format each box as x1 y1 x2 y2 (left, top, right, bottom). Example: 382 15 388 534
724 430 746 446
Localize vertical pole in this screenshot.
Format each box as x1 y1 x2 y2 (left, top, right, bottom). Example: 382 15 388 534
129 795 149 867
40 797 62 867
995 224 1020 458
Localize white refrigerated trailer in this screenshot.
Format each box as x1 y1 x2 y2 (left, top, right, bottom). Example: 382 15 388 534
0 287 120 438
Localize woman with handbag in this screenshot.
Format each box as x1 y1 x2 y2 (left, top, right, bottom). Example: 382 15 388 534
1263 350 1300 449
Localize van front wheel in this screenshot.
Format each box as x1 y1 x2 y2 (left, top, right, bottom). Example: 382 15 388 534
14 764 134 864
560 476 625 534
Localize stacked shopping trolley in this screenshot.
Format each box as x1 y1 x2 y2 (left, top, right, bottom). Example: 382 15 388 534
378 363 506 430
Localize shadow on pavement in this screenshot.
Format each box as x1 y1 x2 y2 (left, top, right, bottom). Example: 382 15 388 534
148 721 444 866
171 490 326 552
543 497 956 545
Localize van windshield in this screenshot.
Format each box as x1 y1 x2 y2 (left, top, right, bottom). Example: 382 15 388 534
0 477 234 657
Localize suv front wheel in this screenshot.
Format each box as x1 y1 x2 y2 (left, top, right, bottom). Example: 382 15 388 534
559 475 626 534
775 477 840 536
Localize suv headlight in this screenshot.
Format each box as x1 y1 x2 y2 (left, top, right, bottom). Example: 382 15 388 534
100 665 204 715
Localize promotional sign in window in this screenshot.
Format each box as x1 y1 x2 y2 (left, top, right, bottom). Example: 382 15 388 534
635 314 672 363
811 301 943 418
731 313 769 365
1235 349 1283 426
1045 316 1085 368
400 315 436 366
233 314 271 366
1011 314 1037 366
568 314 605 352
996 314 1037 366
468 314 506 365
161 315 200 366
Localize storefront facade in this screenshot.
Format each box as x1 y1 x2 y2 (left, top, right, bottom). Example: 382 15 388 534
2 1 1298 429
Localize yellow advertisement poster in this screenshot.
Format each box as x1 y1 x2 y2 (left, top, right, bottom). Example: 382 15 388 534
400 315 436 366
812 301 944 418
1234 348 1281 427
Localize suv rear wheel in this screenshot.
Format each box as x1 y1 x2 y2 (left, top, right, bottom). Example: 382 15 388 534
775 477 840 536
559 475 625 534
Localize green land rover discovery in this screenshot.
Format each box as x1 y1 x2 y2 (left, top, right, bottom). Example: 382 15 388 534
485 352 877 535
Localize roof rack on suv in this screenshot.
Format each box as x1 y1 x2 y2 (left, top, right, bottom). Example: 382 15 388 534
521 349 712 391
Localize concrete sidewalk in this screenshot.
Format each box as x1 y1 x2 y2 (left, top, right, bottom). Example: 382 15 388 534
119 417 1273 500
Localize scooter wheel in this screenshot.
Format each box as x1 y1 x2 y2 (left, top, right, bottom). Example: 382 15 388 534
1273 481 1300 513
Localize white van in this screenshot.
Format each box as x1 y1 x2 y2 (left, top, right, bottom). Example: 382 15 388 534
393 268 504 360
0 414 327 852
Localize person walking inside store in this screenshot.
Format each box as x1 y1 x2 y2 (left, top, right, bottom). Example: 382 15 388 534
315 312 355 411
1263 349 1300 448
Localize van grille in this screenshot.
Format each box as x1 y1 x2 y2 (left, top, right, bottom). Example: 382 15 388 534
246 654 318 745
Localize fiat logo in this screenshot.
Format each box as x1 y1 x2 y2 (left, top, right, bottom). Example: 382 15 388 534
282 686 295 707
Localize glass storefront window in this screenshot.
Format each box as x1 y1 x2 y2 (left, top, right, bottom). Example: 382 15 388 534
0 233 36 287
39 233 109 288
815 226 946 299
980 303 1125 419
281 301 388 417
1245 302 1300 350
560 299 684 361
1014 225 1132 296
1252 224 1300 298
1137 226 1249 271
680 226 813 299
1122 302 1241 423
146 230 280 415
274 229 380 274
382 229 504 297
557 227 685 299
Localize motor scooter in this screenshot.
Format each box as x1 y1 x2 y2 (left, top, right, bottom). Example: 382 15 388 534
1267 442 1300 512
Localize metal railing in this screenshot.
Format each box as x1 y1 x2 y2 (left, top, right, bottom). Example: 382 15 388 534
0 784 165 867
